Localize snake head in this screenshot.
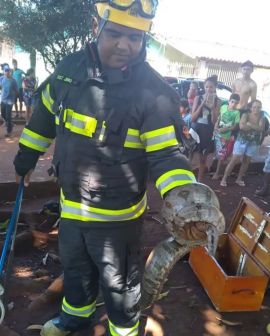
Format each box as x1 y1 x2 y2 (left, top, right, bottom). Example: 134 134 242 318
161 183 225 255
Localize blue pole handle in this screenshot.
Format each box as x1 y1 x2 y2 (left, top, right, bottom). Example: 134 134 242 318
0 179 24 275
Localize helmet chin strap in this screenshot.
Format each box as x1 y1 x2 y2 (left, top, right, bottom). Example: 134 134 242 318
95 18 107 42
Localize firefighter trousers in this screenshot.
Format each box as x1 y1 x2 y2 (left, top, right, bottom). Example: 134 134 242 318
58 217 143 334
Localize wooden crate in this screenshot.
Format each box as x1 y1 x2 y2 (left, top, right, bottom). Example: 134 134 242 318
189 197 270 312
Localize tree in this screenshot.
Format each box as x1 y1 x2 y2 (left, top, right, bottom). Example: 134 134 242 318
0 0 95 71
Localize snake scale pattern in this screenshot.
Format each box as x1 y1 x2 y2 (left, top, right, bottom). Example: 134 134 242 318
140 184 226 310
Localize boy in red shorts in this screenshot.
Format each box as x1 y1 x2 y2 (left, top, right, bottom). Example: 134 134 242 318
212 93 240 180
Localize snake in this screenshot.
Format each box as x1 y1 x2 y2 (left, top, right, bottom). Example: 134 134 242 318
140 183 225 310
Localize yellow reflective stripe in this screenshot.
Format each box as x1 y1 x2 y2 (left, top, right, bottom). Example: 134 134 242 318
99 121 106 141
65 109 97 137
156 169 196 197
63 108 67 122
19 128 53 152
140 125 178 152
124 128 144 149
55 115 60 125
60 191 147 222
109 320 139 336
41 83 54 114
62 297 96 318
60 189 64 206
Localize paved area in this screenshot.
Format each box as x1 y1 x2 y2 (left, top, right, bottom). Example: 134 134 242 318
0 123 54 183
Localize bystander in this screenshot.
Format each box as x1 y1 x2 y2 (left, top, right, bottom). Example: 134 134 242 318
232 60 257 109
0 65 18 137
12 59 25 119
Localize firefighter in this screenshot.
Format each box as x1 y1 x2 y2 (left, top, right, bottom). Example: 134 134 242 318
13 1 222 335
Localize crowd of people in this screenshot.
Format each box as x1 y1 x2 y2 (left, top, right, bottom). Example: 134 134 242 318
1 57 268 190
0 59 37 137
1 56 268 191
178 61 269 192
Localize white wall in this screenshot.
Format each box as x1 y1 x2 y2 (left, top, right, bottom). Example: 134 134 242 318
253 68 270 112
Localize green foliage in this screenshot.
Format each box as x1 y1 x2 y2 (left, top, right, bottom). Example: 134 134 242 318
0 0 95 71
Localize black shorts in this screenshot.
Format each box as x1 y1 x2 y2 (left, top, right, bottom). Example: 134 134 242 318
15 88 23 103
195 122 215 154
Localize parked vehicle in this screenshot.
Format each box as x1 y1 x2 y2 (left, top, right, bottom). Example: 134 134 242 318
163 76 178 85
169 77 232 103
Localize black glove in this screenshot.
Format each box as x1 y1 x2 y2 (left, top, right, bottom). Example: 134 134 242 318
13 149 40 177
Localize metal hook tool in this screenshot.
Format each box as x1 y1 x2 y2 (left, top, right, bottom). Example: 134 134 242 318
0 179 24 324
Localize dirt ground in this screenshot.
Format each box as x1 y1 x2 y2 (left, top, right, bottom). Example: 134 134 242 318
0 124 269 336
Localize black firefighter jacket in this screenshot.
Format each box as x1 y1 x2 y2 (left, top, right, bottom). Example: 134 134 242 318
14 43 196 223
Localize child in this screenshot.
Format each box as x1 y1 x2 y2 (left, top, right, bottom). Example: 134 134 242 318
213 93 240 180
180 98 191 130
22 68 37 123
179 98 198 157
187 81 199 109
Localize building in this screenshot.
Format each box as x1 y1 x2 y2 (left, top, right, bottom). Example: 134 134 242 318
147 35 270 110
0 40 14 67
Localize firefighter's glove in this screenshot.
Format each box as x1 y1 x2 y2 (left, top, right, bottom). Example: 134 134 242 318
161 183 225 255
13 149 40 177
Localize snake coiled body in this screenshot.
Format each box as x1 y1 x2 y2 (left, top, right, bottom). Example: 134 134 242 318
141 237 199 310
140 183 225 310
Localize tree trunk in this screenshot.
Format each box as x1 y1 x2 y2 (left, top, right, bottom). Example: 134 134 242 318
30 49 36 70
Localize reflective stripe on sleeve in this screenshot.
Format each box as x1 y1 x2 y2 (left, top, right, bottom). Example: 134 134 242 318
156 169 196 197
62 297 96 318
60 191 147 222
140 125 178 152
41 83 54 114
109 320 139 336
99 121 106 141
124 129 144 149
19 128 53 152
64 109 97 137
60 189 64 207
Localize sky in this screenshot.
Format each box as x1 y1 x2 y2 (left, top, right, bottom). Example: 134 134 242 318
153 0 269 53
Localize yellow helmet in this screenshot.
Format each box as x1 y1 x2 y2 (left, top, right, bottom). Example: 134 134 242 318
95 0 158 32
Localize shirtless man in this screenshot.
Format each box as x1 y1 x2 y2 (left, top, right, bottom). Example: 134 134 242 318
232 60 257 109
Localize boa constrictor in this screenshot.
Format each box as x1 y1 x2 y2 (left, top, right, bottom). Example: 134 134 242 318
140 183 225 310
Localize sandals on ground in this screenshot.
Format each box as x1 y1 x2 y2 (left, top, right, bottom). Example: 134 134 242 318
220 181 227 187
235 180 245 187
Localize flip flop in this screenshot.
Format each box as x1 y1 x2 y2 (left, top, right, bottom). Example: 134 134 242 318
235 180 245 187
220 181 227 187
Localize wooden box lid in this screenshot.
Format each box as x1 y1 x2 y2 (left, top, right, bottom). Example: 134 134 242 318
228 197 270 277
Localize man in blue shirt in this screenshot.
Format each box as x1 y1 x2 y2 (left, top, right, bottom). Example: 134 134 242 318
12 59 25 119
0 65 18 137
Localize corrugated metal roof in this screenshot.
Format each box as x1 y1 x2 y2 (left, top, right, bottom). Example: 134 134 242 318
162 37 270 68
